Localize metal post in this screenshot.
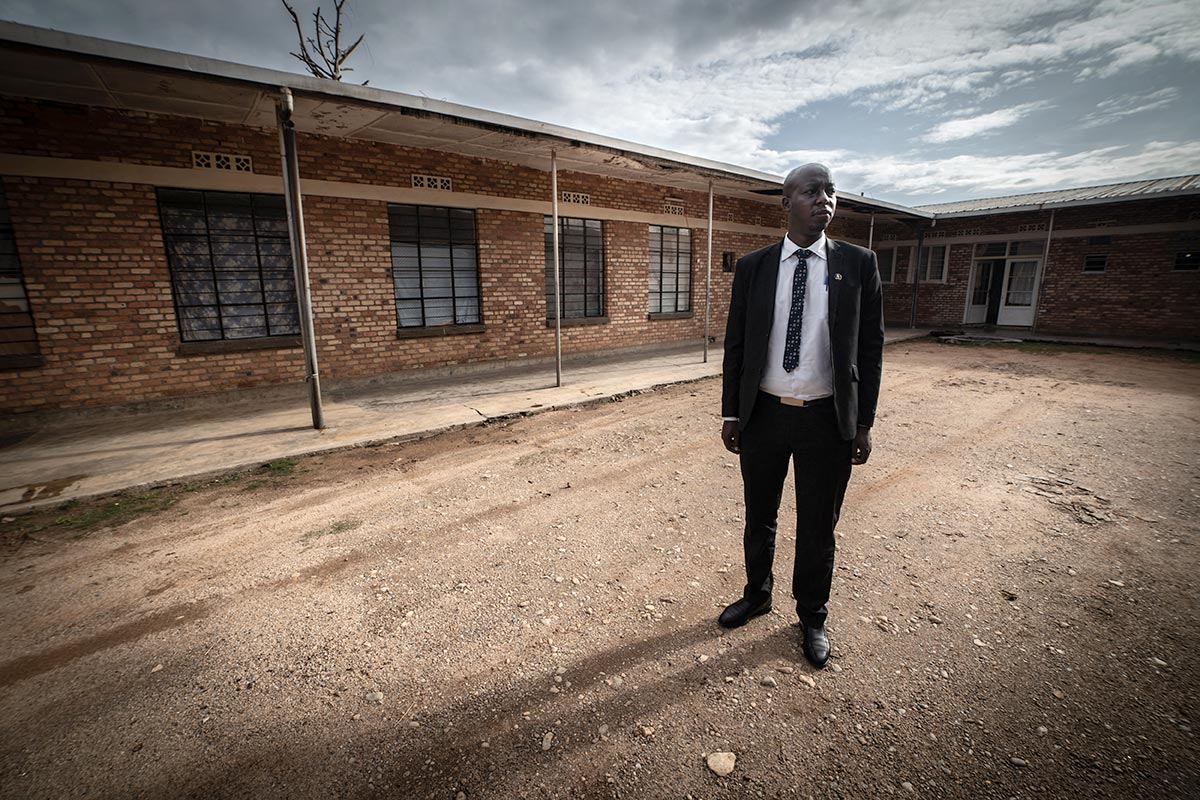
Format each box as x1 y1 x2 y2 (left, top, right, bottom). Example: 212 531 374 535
867 212 875 250
1031 208 1056 335
277 87 324 430
704 180 713 363
909 227 925 329
551 149 562 387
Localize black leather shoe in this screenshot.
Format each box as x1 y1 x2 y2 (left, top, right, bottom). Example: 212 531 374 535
718 596 772 628
800 622 830 668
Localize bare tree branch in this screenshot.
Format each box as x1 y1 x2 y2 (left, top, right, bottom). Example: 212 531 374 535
278 0 366 82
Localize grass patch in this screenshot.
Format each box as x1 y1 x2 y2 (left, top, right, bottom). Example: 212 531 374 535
265 458 297 476
52 490 177 532
243 459 299 491
301 519 362 542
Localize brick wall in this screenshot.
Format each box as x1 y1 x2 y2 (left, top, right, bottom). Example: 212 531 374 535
0 175 306 413
0 100 795 413
1036 229 1199 337
3 96 1195 413
873 200 1200 332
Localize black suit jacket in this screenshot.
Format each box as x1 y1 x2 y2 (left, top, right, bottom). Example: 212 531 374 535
721 238 884 441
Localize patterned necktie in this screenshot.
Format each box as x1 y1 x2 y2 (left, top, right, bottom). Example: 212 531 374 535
782 248 812 372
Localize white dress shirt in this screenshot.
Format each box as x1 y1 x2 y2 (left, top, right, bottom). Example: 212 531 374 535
759 233 834 400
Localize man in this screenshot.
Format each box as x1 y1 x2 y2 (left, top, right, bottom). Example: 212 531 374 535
719 163 884 669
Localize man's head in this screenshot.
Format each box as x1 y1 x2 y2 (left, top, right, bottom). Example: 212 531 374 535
782 163 836 246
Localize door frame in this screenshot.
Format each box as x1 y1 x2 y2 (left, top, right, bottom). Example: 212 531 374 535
995 257 1041 327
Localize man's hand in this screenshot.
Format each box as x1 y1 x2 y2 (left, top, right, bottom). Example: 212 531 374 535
721 420 741 454
851 426 872 465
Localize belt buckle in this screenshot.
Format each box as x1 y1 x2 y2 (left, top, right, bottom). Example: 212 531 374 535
780 396 808 407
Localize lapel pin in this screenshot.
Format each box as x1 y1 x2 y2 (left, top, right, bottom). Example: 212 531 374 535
834 273 843 281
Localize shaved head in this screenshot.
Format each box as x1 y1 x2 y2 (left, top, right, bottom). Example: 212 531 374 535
782 163 837 246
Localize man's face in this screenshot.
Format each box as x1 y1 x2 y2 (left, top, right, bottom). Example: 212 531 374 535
783 166 837 242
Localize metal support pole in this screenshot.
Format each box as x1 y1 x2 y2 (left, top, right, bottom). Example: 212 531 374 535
277 87 324 430
867 212 875 251
1031 208 1056 335
704 180 713 363
909 227 925 329
550 149 563 387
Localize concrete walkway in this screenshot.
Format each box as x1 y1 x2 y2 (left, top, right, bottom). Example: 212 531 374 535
0 326 971 513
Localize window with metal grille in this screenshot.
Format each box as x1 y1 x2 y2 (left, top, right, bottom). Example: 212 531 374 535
648 225 691 314
158 189 299 342
722 252 736 273
0 184 42 369
544 217 604 319
1083 254 1108 272
388 204 481 328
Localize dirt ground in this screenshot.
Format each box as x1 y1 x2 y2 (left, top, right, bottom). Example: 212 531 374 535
1 340 1197 800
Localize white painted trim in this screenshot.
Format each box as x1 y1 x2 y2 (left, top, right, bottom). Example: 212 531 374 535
908 242 950 284
878 222 1200 249
0 153 787 237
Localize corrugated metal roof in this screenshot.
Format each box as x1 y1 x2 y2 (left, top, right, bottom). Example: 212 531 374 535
917 175 1200 215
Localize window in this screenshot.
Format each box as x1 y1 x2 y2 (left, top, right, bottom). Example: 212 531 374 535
1175 233 1199 271
915 244 948 282
875 247 897 283
544 217 605 319
648 225 691 314
1083 254 1108 273
388 205 481 328
974 242 1007 258
0 184 41 369
158 189 299 342
722 252 736 273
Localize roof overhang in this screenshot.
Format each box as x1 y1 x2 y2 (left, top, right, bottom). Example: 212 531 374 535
0 21 921 220
922 186 1200 218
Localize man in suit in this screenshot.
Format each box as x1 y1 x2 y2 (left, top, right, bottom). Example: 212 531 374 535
718 163 884 668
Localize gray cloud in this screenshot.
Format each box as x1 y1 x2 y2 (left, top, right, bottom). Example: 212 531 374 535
2 0 1197 203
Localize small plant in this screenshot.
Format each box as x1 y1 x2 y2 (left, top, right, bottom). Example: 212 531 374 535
301 519 362 541
265 459 297 476
53 490 176 531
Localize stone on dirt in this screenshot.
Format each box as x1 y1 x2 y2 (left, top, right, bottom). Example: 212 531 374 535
706 751 736 776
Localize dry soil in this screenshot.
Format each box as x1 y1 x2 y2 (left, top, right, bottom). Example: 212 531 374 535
1 340 1197 799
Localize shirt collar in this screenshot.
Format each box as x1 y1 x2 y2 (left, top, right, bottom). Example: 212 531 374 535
782 232 828 262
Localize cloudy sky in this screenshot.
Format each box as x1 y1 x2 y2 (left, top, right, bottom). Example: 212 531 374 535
2 0 1198 205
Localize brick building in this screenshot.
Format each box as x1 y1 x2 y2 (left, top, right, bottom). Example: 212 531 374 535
0 23 1196 417
876 182 1200 337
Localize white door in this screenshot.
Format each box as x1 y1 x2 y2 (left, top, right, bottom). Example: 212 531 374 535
996 259 1039 327
965 261 993 324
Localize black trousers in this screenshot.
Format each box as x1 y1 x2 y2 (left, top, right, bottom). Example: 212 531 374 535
738 392 853 626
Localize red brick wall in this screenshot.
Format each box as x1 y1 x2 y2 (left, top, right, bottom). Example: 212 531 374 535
3 96 1196 413
0 99 798 413
873 200 1200 333
1036 229 1200 337
0 175 306 414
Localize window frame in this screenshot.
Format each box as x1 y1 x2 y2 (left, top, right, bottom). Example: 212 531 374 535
913 243 949 283
387 204 483 333
1082 254 1108 273
1174 232 1199 272
157 188 301 345
648 224 692 316
875 247 897 284
544 216 606 321
0 183 43 369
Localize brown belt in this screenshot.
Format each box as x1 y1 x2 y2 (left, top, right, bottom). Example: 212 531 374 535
759 391 833 408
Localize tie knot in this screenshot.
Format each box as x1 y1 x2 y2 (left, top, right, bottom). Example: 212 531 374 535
796 248 812 260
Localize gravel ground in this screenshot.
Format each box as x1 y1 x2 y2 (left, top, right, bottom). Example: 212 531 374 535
1 339 1197 800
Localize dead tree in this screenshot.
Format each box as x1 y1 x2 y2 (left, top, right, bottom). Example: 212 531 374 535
279 0 366 82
